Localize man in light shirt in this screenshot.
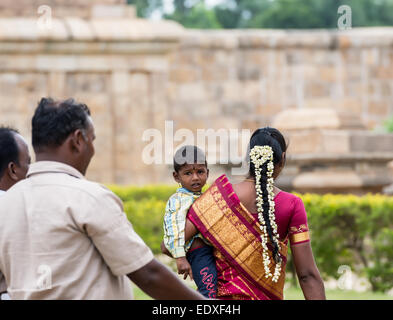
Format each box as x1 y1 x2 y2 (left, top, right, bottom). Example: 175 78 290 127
0 97 204 300
0 126 31 300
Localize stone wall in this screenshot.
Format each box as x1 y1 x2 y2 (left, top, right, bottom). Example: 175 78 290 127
272 109 393 194
0 12 183 185
0 0 126 18
168 29 393 132
0 6 392 190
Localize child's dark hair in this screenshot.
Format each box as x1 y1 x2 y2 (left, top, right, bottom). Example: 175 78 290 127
173 145 207 172
248 127 287 263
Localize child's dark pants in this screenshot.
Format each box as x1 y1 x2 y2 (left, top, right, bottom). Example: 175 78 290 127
186 245 217 299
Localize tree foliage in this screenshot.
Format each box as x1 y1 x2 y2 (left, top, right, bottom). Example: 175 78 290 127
165 1 222 29
128 0 393 29
127 0 163 18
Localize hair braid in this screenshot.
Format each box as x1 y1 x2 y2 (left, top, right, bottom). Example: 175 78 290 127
258 161 281 263
249 127 287 282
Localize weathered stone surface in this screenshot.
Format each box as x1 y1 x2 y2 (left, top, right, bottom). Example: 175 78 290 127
389 161 393 172
272 108 366 131
0 0 126 19
384 184 393 195
271 107 393 193
284 130 351 155
284 153 393 194
0 3 393 188
91 4 136 19
293 171 363 190
64 18 93 40
0 18 68 41
384 161 393 194
0 16 185 42
350 133 393 152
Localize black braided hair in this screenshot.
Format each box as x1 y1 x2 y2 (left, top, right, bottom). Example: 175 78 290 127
248 127 287 263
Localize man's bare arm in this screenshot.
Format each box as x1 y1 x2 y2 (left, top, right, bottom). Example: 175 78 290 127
127 258 205 300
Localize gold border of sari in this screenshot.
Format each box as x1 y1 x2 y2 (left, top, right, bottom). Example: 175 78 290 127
189 177 288 300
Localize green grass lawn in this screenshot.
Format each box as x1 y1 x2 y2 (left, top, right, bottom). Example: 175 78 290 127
132 284 393 300
136 255 392 300
284 286 392 300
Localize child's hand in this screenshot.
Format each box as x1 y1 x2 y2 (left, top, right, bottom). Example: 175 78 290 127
176 257 193 281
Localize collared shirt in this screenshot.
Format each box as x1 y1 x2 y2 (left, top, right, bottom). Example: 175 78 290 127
0 161 154 300
163 187 204 258
0 190 10 300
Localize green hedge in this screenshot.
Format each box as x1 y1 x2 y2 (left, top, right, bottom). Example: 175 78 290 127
123 199 166 254
108 184 178 202
110 185 393 293
297 193 393 292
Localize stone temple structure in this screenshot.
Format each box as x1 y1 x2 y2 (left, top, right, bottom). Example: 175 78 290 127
273 108 393 194
0 0 392 194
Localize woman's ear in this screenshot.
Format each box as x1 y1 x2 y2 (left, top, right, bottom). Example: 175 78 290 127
280 152 286 168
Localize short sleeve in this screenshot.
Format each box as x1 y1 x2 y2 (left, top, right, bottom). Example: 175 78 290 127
76 188 154 276
163 194 187 258
288 196 310 246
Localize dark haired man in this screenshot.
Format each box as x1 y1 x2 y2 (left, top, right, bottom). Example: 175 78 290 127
0 127 30 191
0 97 204 300
0 126 31 300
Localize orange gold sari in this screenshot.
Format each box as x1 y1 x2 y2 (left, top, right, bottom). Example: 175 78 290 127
188 174 288 300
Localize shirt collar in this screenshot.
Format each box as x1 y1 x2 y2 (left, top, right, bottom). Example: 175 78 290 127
176 187 202 196
27 161 85 180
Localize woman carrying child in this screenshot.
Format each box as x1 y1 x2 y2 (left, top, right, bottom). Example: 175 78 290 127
184 127 326 300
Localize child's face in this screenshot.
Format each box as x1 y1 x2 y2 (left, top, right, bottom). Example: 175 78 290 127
173 163 209 193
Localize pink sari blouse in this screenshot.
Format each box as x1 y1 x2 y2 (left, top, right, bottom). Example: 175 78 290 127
250 191 310 246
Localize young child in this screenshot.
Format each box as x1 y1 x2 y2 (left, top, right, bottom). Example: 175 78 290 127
163 145 217 299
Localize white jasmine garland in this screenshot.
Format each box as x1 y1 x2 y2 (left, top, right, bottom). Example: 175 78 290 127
249 145 282 282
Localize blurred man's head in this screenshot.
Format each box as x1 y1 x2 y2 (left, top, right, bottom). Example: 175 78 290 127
32 97 95 176
0 127 31 191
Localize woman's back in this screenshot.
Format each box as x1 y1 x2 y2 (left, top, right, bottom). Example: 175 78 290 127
233 182 309 245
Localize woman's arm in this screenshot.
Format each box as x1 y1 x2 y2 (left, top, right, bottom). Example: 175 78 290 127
184 218 199 242
160 241 172 257
291 242 326 300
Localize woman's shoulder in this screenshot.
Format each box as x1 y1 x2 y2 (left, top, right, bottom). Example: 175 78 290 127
277 190 300 200
276 190 304 207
